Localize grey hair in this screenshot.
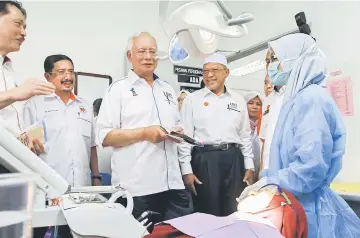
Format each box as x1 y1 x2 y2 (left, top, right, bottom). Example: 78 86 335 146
126 32 157 52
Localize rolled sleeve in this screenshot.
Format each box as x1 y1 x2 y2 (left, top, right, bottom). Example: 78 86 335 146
178 96 194 175
95 86 121 148
238 98 255 170
179 155 193 175
23 99 37 128
90 112 96 148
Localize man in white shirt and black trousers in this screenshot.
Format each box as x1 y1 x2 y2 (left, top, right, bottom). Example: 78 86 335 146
179 53 255 216
96 32 192 224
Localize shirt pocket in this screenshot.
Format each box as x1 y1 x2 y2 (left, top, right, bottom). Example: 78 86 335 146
43 109 61 139
224 102 243 131
77 117 92 138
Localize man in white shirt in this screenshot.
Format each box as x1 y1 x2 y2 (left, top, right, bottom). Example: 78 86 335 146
23 54 101 187
179 53 255 216
0 1 55 174
258 51 285 173
96 32 192 221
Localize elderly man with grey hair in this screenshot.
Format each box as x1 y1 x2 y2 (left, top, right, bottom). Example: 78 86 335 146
96 32 192 223
179 53 255 216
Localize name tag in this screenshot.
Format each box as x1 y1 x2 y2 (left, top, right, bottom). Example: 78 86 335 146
45 108 59 113
227 102 240 112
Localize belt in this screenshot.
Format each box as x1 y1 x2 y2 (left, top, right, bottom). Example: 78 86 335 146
193 143 239 152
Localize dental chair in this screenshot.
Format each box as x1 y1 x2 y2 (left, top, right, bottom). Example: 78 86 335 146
0 123 149 238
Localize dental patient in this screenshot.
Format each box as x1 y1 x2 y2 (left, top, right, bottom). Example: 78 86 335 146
235 185 308 238
145 185 307 238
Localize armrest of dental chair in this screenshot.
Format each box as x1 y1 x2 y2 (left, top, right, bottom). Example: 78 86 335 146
59 189 148 238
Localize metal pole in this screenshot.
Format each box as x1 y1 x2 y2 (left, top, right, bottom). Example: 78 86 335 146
226 28 300 63
216 0 232 20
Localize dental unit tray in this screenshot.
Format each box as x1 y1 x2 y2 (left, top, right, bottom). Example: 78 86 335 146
68 193 108 204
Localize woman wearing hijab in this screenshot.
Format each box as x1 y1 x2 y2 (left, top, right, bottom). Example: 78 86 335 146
244 92 263 177
238 33 360 237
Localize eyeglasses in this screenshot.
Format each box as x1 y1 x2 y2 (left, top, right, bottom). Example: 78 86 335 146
203 68 226 75
134 48 157 57
270 55 279 63
49 69 76 76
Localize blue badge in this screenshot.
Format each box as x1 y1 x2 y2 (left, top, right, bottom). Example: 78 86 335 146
130 88 138 96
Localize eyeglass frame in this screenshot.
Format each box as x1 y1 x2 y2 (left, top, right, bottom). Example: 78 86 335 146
202 67 227 76
47 69 76 76
132 48 158 58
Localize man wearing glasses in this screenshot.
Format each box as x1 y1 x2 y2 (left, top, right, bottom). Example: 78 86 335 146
96 32 192 222
0 1 55 160
23 54 101 188
179 53 255 216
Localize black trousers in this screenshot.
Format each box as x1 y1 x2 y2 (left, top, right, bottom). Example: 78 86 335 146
117 189 193 224
191 146 247 216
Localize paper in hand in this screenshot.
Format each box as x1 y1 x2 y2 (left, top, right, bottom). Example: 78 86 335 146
18 120 47 149
160 126 202 146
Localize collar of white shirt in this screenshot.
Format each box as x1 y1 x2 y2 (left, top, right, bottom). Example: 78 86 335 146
0 55 11 66
44 92 83 103
273 86 286 96
127 69 161 86
202 85 234 98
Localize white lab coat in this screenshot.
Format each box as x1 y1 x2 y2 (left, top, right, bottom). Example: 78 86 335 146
259 87 285 170
250 128 261 176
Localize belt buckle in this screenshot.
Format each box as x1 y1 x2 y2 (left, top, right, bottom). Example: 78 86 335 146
220 142 229 151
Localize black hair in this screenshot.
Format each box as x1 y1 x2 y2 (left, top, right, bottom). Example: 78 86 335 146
44 54 74 73
0 1 26 18
93 98 102 116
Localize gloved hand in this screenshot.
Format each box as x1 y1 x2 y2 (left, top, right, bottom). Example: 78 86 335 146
236 177 268 202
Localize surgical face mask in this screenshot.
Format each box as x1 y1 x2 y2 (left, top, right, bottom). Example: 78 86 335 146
268 43 317 86
268 61 291 86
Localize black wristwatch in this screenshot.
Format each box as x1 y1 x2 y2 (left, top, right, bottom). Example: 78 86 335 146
91 175 102 181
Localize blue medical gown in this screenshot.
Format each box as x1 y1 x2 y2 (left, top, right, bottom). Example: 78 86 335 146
262 84 360 237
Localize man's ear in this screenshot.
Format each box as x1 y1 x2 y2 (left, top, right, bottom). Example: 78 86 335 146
126 51 132 62
225 68 230 77
44 73 50 81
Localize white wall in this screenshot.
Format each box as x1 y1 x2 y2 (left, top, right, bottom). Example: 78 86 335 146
8 1 360 182
10 1 168 83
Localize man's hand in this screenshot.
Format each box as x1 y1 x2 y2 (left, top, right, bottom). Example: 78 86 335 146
31 139 44 156
11 79 55 101
143 126 168 143
243 169 254 186
92 178 102 186
171 125 184 134
183 173 202 196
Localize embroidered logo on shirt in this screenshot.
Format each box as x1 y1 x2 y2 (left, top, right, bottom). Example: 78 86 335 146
263 105 270 116
204 102 209 106
130 88 138 96
227 102 240 112
163 91 175 105
79 106 86 113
